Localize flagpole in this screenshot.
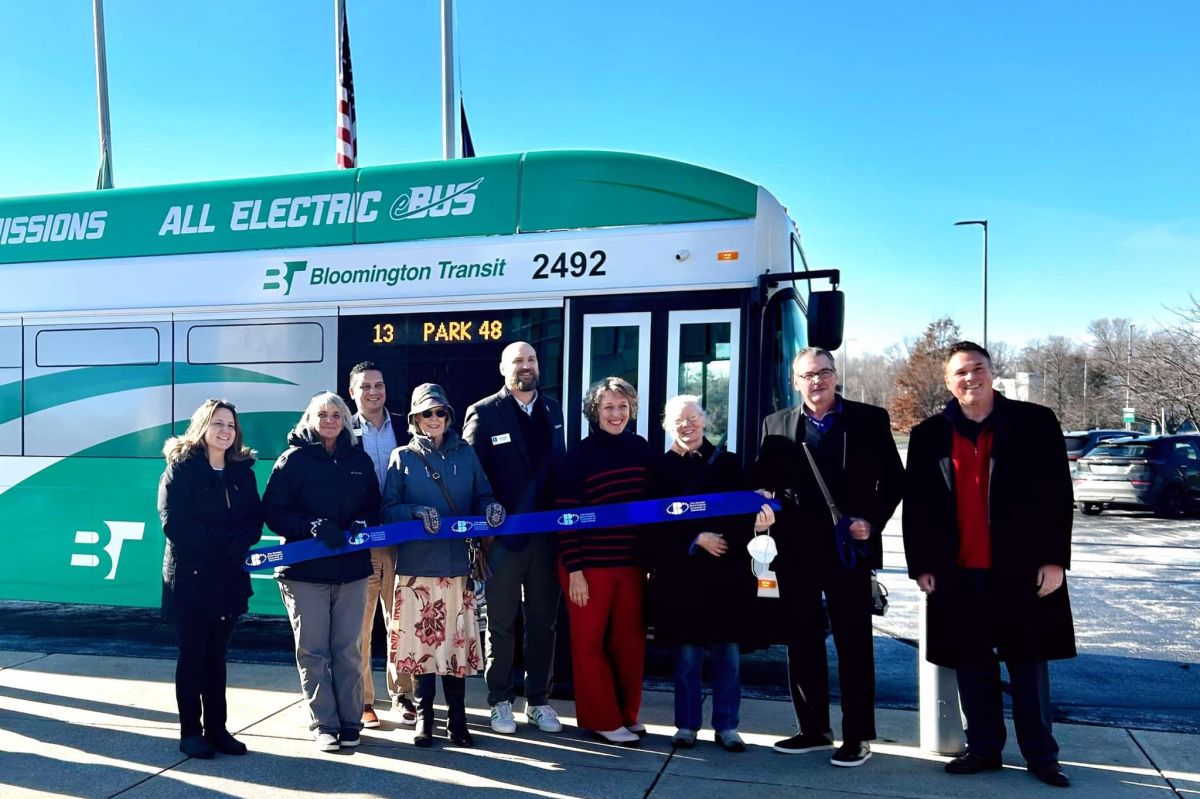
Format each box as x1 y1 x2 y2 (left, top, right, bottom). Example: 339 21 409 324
93 0 114 189
441 0 456 160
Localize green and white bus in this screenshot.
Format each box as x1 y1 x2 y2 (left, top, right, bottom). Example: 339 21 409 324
0 150 842 614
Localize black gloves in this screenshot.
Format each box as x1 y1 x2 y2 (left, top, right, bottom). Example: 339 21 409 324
414 506 441 535
484 503 507 529
312 518 344 550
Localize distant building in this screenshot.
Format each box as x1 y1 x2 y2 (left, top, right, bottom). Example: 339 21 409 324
994 371 1043 403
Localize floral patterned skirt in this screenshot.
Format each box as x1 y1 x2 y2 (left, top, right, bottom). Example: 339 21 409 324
389 575 481 677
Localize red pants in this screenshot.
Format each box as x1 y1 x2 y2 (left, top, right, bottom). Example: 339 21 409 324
559 565 645 731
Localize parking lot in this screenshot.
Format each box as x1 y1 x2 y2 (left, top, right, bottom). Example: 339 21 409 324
877 507 1200 663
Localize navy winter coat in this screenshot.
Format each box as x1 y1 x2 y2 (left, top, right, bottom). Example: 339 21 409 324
381 429 496 577
158 450 263 621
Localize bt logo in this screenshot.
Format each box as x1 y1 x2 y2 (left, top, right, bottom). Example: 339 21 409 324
70 521 145 580
262 259 309 296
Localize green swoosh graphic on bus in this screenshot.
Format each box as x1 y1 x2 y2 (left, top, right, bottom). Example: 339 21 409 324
75 411 300 459
0 412 294 614
0 364 295 424
582 179 752 218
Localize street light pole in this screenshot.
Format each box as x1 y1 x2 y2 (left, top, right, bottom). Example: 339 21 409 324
1126 323 1135 431
955 220 989 349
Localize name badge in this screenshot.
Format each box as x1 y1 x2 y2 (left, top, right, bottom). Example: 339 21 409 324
757 570 780 599
491 433 512 445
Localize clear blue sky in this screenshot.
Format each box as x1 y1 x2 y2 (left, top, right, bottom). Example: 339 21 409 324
3 1 1197 354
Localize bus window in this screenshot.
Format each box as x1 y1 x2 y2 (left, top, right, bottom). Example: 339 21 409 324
766 289 808 413
666 309 741 452
581 313 651 439
175 318 337 460
25 322 171 457
338 307 563 432
187 322 324 365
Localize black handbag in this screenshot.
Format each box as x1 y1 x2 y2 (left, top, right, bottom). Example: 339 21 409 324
870 571 889 616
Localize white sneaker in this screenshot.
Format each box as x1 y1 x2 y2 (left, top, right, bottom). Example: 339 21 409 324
490 700 517 734
526 704 563 733
626 722 647 737
672 728 697 747
595 727 640 746
315 732 339 752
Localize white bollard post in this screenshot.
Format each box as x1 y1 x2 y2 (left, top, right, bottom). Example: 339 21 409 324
919 592 967 754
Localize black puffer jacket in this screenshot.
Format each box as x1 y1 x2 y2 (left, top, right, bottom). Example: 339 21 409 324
158 450 263 621
262 427 380 584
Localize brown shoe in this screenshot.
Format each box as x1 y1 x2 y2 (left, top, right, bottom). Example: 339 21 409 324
362 705 381 729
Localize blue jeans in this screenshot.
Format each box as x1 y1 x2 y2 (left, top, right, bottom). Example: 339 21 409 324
674 643 741 732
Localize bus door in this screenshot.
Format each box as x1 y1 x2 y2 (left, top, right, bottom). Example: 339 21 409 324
337 306 565 432
568 291 748 457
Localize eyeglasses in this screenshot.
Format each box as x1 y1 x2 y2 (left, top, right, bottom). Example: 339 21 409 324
420 408 448 419
797 368 836 382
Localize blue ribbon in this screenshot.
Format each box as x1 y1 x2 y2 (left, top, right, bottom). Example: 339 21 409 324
243 490 780 572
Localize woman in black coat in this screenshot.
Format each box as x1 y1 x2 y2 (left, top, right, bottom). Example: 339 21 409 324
262 391 380 753
158 399 263 759
649 395 774 753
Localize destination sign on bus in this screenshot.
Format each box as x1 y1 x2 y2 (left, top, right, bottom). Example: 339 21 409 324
367 312 511 346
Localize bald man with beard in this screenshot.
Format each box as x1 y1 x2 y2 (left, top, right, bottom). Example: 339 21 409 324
463 342 567 736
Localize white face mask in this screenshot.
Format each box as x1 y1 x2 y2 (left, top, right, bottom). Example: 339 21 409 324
746 534 778 572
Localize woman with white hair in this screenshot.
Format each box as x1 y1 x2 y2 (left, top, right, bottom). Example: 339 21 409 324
263 391 381 753
650 395 774 752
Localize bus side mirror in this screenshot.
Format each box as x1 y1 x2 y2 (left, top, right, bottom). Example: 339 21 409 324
807 290 844 351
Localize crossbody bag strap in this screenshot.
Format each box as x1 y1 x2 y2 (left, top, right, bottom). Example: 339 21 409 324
406 442 461 515
800 442 842 524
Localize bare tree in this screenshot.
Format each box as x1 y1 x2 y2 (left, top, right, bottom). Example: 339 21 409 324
841 351 901 408
988 340 1016 379
1087 311 1200 431
1018 336 1089 428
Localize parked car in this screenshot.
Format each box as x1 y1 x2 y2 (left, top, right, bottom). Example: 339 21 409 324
1073 434 1200 517
1065 429 1146 478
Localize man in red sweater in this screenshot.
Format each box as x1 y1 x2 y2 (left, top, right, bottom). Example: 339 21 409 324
903 342 1075 789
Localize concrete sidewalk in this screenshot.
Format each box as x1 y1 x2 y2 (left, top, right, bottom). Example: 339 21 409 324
0 649 1195 798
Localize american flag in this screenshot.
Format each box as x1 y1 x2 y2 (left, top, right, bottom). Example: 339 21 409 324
336 0 357 168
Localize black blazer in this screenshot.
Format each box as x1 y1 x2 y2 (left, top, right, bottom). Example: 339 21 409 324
751 397 904 570
463 388 566 547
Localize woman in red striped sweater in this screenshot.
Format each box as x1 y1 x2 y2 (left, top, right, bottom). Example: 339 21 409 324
556 377 652 746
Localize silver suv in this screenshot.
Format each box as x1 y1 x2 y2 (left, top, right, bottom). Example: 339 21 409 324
1073 434 1200 517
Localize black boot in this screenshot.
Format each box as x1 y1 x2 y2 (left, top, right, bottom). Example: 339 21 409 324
413 674 437 748
444 675 474 747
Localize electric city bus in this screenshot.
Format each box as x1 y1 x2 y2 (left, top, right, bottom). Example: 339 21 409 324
0 150 842 613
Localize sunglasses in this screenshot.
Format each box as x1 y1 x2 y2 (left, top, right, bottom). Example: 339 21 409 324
419 408 448 419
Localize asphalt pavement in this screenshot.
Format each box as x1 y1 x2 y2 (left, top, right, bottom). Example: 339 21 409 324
1 648 1198 799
